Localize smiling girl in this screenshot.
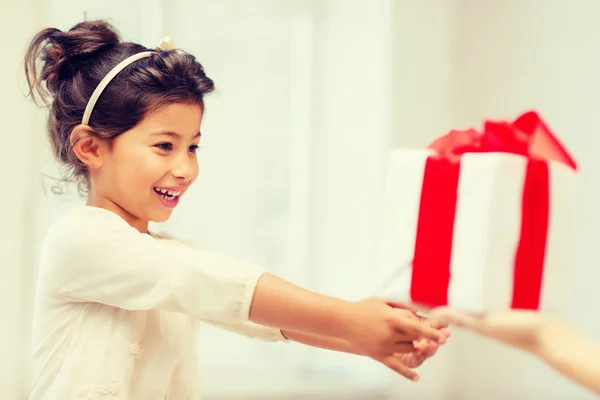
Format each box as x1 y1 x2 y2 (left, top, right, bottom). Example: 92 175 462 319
25 20 448 400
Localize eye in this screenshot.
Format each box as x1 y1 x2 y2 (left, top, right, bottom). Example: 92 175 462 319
188 145 200 153
155 142 173 152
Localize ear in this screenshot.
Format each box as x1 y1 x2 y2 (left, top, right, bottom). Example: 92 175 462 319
70 125 109 170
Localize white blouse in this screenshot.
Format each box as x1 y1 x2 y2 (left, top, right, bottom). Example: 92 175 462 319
29 206 287 400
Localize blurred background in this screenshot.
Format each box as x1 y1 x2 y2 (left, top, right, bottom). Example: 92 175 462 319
2 0 600 399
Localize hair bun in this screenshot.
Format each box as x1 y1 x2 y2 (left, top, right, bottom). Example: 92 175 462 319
36 21 121 96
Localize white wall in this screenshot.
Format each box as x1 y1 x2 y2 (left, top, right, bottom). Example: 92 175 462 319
0 1 48 397
391 1 600 399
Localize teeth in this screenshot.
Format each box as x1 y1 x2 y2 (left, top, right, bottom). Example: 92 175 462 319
154 188 181 199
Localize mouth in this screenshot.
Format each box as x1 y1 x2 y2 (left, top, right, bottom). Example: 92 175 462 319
153 187 182 207
153 187 181 200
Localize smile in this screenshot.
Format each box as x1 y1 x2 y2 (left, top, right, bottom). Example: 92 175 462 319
153 187 181 200
153 187 182 208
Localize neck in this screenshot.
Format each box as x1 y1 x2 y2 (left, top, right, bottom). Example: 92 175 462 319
86 192 149 234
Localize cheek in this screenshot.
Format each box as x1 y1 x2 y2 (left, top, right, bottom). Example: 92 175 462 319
137 159 170 185
113 151 167 190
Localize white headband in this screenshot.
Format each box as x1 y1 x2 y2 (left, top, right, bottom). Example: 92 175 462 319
81 36 176 126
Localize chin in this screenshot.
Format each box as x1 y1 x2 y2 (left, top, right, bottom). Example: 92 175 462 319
148 209 173 222
149 211 174 223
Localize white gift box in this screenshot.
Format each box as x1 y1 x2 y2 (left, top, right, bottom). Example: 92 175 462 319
378 143 578 314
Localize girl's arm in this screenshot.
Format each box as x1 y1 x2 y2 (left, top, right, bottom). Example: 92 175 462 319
248 274 446 357
47 207 445 370
281 328 445 379
281 330 362 355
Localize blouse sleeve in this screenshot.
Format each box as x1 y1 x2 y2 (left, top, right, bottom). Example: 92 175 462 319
205 320 289 342
162 233 289 342
41 207 268 325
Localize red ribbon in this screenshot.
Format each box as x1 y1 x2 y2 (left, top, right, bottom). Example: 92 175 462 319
410 111 577 309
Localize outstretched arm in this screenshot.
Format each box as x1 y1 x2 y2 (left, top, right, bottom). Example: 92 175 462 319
49 208 446 379
282 330 363 354
537 321 600 395
281 312 449 381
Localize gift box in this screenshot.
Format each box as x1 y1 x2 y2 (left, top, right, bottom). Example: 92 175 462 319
378 111 578 314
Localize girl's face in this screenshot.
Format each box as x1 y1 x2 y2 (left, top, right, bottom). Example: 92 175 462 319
88 102 203 232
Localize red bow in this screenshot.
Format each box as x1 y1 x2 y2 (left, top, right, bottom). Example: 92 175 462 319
427 111 577 170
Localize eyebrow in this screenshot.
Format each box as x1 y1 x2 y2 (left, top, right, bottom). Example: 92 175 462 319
151 131 201 139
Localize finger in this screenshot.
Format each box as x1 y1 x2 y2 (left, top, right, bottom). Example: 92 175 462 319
428 307 466 326
428 308 482 331
430 326 451 340
391 313 447 343
421 316 451 339
386 300 423 314
382 355 420 381
418 341 440 358
419 317 451 341
393 341 416 353
426 307 453 325
395 352 424 369
413 337 440 356
427 316 448 330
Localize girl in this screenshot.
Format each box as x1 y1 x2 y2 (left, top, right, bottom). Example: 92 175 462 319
430 308 600 395
24 20 449 399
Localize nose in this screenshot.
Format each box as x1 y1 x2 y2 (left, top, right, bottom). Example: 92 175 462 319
170 152 198 181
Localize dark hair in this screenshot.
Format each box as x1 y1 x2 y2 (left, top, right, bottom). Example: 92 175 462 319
24 20 215 193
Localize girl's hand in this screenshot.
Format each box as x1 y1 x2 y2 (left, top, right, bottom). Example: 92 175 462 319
343 298 448 378
397 316 448 364
379 315 449 381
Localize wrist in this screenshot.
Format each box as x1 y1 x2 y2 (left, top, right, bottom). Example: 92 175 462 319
280 329 366 355
532 317 570 361
534 319 576 364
